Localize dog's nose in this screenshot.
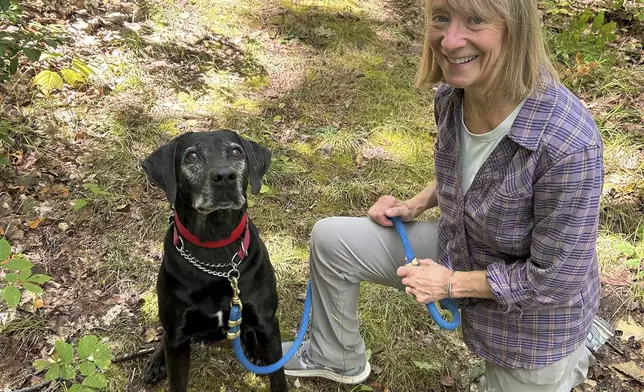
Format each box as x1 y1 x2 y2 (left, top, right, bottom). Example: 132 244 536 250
212 168 237 185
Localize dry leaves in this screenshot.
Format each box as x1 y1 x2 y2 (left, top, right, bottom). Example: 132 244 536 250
33 297 45 311
143 327 161 343
615 315 644 342
439 372 455 387
601 265 632 287
611 361 644 383
27 217 45 229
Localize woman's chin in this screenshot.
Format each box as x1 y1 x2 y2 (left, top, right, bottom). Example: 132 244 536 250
443 78 473 89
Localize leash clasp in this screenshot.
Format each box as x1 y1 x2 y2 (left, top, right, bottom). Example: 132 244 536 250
229 276 242 307
227 276 243 340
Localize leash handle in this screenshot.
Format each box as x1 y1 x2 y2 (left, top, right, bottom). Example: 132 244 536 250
389 216 460 331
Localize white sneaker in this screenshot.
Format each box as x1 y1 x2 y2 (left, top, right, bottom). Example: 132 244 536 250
282 341 371 385
585 316 614 353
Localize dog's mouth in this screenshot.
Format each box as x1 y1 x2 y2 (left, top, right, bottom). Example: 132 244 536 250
193 196 245 215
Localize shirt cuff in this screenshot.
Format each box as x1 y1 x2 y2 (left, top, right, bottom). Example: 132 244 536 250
486 261 534 313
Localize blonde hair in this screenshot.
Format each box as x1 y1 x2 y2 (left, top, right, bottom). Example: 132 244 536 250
414 0 559 101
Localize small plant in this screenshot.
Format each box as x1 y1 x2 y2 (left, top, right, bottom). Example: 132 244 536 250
547 8 618 68
33 57 94 96
604 0 644 22
0 238 51 308
33 335 113 391
0 0 64 82
0 120 11 165
72 183 114 211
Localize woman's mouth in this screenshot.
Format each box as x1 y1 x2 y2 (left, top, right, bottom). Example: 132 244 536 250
446 55 478 65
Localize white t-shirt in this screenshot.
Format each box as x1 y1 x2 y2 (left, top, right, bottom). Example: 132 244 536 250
460 98 528 193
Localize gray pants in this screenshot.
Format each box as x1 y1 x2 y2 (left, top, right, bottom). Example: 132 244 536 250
307 216 592 391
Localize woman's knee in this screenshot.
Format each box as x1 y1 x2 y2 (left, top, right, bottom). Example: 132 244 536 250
310 217 346 253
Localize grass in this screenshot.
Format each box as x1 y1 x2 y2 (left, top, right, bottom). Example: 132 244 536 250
1 0 643 391
76 0 644 390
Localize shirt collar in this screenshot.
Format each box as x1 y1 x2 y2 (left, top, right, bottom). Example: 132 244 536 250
440 78 559 152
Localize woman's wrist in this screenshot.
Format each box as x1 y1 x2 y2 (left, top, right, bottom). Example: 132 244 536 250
405 182 438 218
404 198 422 218
449 270 496 299
446 270 457 298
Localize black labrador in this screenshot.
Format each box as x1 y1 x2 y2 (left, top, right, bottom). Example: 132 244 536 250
142 130 287 392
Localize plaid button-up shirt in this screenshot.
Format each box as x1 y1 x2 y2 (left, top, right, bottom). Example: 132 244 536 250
433 80 603 369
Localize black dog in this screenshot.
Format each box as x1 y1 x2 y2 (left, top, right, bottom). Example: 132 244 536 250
142 130 287 392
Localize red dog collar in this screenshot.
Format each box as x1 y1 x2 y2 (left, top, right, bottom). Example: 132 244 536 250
173 213 249 253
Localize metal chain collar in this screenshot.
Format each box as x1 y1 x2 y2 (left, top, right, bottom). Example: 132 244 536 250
175 236 244 280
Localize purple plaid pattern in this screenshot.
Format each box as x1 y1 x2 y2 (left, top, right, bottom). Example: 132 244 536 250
433 80 603 369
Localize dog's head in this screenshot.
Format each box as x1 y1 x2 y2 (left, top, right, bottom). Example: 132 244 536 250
142 130 271 214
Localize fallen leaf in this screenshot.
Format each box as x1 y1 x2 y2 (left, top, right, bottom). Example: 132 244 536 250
601 265 632 286
50 184 70 197
27 217 45 229
413 361 441 372
314 25 336 38
19 154 37 170
611 361 644 383
0 227 4 236
33 297 44 310
615 315 644 341
440 372 454 387
143 328 160 343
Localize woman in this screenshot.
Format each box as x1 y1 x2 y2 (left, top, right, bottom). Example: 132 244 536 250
282 0 605 390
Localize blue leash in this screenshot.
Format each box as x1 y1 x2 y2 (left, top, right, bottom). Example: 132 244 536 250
389 216 461 331
228 216 459 375
228 279 312 374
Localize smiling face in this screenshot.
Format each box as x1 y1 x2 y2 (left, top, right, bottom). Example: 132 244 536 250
427 0 506 94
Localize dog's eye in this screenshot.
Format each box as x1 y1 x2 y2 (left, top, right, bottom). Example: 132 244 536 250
186 152 199 162
230 147 242 157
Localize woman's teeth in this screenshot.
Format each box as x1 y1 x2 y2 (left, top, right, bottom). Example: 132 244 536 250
447 55 478 65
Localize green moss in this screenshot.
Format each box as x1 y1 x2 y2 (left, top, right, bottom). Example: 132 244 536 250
105 364 131 392
158 120 181 136
140 288 159 323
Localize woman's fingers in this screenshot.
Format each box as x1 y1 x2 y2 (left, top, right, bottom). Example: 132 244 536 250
368 196 396 226
406 286 429 303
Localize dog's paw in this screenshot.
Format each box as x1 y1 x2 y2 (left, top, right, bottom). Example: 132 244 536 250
143 358 167 384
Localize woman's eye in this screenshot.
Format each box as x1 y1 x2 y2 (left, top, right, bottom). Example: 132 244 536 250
231 147 242 157
186 152 199 162
433 15 449 23
470 16 483 24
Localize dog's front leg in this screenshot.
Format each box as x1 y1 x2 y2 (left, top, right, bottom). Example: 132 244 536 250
143 339 167 384
164 332 191 392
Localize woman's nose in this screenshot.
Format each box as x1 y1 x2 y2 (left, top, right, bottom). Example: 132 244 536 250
441 22 467 52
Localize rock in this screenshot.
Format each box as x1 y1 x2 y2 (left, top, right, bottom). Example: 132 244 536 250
5 225 25 241
0 193 13 217
104 12 129 25
70 19 91 33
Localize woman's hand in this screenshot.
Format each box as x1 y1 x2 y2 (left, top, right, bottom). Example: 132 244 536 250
368 195 417 227
396 258 452 303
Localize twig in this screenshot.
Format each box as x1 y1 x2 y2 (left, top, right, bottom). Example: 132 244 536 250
112 346 157 363
606 340 626 357
10 380 53 392
1 197 27 240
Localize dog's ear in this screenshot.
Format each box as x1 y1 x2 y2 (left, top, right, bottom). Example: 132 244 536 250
143 137 179 204
241 137 271 195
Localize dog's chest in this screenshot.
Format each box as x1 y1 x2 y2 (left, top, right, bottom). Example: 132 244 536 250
181 298 231 341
